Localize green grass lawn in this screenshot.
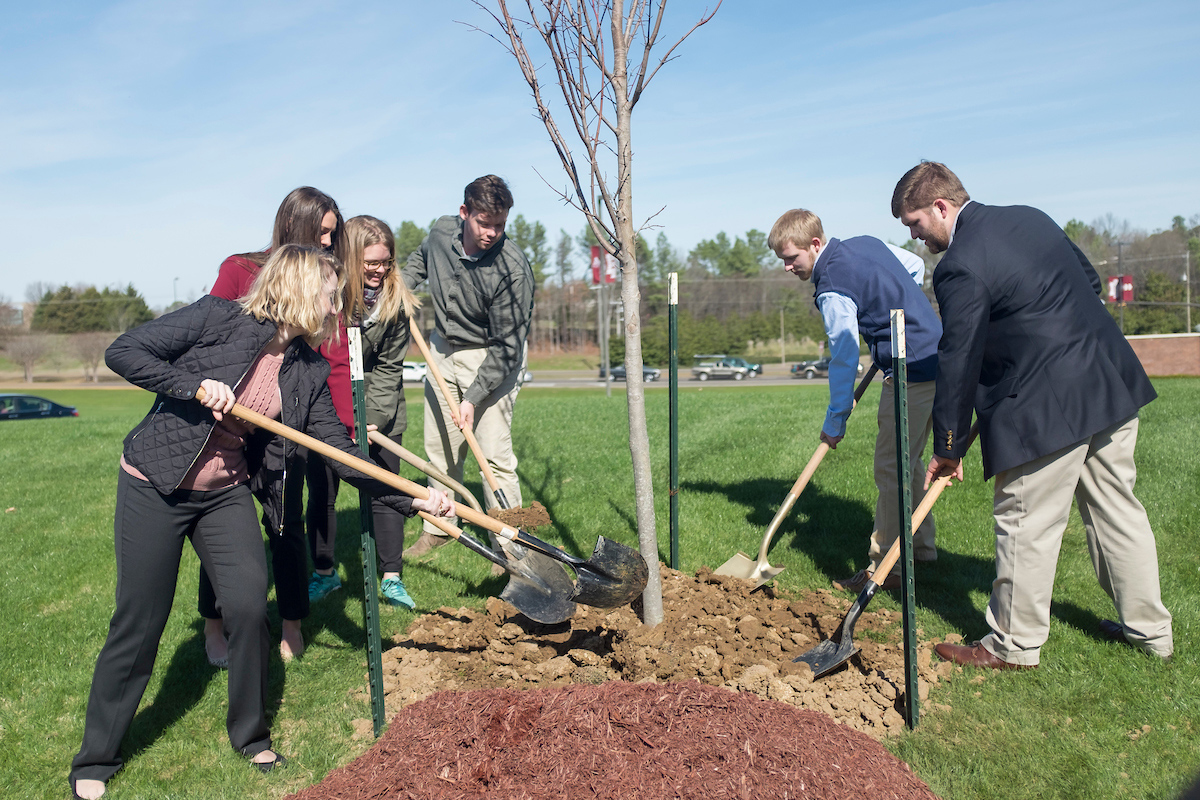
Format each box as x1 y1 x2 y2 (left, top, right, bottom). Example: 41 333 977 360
1 380 1196 799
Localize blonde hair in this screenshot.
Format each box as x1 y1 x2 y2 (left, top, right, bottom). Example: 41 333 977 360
891 161 970 217
343 215 419 325
241 244 344 347
767 209 826 255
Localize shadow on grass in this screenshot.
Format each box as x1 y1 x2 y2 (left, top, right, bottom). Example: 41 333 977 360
124 622 219 759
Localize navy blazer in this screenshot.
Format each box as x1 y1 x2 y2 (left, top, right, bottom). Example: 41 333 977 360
932 203 1156 479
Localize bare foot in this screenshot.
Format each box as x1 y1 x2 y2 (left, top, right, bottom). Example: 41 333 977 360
73 778 105 799
204 617 228 667
280 619 304 661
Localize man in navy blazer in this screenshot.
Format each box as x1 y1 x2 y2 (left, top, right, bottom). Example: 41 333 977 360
892 161 1173 669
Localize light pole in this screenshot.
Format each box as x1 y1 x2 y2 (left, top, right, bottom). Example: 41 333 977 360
1184 252 1191 333
1117 242 1129 334
173 277 179 306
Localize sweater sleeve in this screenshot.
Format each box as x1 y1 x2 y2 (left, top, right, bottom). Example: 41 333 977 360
210 255 260 301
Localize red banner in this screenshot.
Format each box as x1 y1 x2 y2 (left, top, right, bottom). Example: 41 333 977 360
591 246 616 284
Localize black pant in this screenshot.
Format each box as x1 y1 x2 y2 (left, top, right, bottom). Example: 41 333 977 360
71 471 271 785
307 434 407 575
197 454 309 621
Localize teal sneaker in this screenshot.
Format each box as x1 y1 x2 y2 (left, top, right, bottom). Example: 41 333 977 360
380 577 415 609
308 571 342 602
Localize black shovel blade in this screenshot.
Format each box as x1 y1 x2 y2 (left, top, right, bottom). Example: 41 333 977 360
569 536 649 609
455 530 577 624
500 548 577 625
792 583 877 678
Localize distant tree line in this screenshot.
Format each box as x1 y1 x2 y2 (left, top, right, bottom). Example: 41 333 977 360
30 284 154 334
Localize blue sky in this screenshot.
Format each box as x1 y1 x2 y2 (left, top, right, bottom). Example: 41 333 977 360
3 1 1198 308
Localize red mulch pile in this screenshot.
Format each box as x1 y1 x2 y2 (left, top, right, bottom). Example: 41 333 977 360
286 680 938 800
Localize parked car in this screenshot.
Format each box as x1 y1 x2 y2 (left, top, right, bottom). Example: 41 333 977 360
600 364 661 381
0 394 79 420
691 354 752 381
790 358 865 379
402 362 428 383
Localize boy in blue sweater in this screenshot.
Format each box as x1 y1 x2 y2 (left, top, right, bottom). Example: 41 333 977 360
769 208 942 591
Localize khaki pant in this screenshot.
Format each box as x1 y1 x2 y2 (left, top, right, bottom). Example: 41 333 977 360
422 331 524 536
981 415 1173 666
867 379 937 575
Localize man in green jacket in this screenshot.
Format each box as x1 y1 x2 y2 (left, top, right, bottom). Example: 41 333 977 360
401 175 534 554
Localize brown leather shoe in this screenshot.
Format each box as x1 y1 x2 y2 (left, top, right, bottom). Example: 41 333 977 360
934 641 1035 670
402 531 450 559
832 569 900 592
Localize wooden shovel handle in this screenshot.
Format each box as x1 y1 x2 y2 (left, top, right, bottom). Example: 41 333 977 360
193 386 512 540
366 430 484 513
757 364 880 560
872 422 980 581
408 324 508 506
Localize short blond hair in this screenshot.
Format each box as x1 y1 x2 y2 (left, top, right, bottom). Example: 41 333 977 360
891 161 970 217
767 209 825 255
241 244 344 347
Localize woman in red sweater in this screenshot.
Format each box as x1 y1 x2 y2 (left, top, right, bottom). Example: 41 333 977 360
203 186 353 663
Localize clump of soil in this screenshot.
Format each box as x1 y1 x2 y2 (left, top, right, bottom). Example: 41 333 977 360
289 681 940 800
294 566 959 799
370 565 956 737
487 500 553 529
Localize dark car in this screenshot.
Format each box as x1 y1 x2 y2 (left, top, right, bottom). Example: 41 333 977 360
0 394 79 420
790 358 865 379
600 364 661 381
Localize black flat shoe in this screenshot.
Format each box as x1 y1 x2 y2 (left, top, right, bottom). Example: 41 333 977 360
251 751 287 774
70 779 104 800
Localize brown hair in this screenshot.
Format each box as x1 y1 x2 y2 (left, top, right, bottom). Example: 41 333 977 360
240 244 344 347
462 175 514 216
343 215 419 325
891 162 970 217
767 209 826 254
238 187 346 266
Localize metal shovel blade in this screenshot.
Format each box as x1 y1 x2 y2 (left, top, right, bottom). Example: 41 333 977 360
792 583 877 678
499 548 577 625
569 536 649 609
713 551 785 589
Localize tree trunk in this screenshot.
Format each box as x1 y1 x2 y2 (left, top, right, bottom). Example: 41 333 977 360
611 9 663 626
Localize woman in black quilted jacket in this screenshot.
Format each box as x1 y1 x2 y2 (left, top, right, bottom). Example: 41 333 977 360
69 245 452 800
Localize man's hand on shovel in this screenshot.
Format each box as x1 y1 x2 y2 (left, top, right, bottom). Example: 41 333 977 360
924 454 963 490
458 401 475 430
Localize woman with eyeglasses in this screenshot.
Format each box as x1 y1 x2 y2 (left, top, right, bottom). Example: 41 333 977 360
69 245 452 800
306 215 421 609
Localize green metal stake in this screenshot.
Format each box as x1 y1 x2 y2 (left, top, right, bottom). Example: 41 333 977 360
890 310 918 729
348 327 386 737
668 272 679 569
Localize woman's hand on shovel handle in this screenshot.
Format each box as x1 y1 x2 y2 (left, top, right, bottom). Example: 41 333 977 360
197 379 236 422
411 488 454 517
924 455 963 490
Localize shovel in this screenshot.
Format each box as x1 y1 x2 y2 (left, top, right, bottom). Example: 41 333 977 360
715 365 879 587
794 423 980 678
195 388 647 609
408 324 516 511
417 512 576 624
367 430 484 513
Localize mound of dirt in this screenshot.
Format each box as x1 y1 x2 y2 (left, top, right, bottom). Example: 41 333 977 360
293 565 959 798
289 681 939 800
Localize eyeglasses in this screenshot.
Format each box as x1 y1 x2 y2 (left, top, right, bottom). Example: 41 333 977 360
364 258 394 270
